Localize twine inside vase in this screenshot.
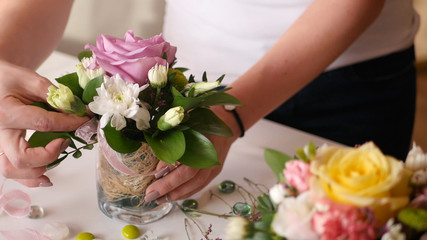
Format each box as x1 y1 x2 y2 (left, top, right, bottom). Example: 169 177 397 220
98 143 159 203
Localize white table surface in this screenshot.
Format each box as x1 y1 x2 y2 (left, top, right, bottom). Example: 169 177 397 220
0 51 340 240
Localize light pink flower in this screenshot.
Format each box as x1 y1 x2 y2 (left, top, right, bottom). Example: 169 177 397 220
283 160 311 192
86 30 177 86
312 200 376 240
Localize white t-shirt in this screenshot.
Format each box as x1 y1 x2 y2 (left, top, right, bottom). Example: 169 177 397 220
163 0 420 85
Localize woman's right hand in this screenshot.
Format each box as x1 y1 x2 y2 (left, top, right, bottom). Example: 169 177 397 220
0 60 89 187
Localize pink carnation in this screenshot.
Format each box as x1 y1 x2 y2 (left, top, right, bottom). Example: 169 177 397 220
283 160 311 192
312 200 376 240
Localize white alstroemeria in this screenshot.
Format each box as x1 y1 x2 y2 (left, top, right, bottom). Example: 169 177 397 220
381 219 405 240
88 74 150 131
157 106 184 131
405 142 427 171
269 183 292 205
76 56 104 88
148 64 168 88
225 217 252 240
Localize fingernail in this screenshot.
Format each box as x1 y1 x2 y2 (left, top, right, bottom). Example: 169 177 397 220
144 191 160 202
154 166 170 179
59 139 71 153
39 182 53 187
156 196 167 205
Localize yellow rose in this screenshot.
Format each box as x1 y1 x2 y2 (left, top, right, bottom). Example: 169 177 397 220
310 142 412 223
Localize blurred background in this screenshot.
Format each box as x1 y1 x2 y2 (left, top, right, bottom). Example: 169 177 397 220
57 0 427 151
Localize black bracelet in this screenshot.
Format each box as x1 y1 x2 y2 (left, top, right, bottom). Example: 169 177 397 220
231 109 245 137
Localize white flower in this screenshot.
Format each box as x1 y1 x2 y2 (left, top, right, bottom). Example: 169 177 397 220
269 183 292 205
148 64 168 88
411 169 427 185
193 81 220 95
157 106 184 131
405 142 427 171
76 57 104 88
381 219 405 240
225 217 252 240
88 74 150 131
271 192 318 240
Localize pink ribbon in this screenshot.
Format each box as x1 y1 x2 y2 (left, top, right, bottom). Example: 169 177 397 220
76 118 166 177
0 180 31 218
0 229 51 240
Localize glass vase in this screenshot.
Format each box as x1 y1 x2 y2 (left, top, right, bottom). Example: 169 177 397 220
96 143 174 224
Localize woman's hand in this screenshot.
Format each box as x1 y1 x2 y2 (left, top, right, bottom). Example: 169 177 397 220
0 60 89 187
145 106 239 203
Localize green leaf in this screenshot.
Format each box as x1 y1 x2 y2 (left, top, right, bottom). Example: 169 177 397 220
103 123 141 154
83 144 94 150
216 74 225 84
177 130 219 168
82 75 103 104
28 131 76 149
77 50 93 61
46 155 67 169
144 130 185 164
398 208 427 232
56 72 84 98
72 150 82 158
202 72 208 82
185 108 232 137
173 92 242 111
257 194 275 214
264 148 292 182
173 67 189 72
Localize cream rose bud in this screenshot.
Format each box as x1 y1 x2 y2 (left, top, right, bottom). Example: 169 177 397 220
405 143 427 171
148 64 168 88
193 81 220 95
157 106 184 131
47 84 86 116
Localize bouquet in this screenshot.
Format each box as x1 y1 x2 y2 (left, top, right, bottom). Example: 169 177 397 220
226 142 427 240
28 30 241 171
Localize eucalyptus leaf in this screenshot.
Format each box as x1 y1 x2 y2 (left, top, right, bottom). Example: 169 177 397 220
55 72 84 98
177 130 219 168
72 150 82 158
28 131 76 149
264 148 292 182
83 144 94 150
144 130 185 165
185 108 232 137
77 50 93 61
82 75 103 104
103 123 141 154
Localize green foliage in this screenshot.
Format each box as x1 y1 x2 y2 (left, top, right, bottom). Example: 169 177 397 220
55 72 83 99
264 149 292 182
77 50 93 61
184 108 232 137
144 130 185 165
82 75 103 104
103 123 141 154
176 130 220 168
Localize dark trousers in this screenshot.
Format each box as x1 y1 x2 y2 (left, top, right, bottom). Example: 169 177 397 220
266 46 417 160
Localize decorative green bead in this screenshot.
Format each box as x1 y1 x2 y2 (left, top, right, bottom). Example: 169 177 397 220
182 199 198 212
76 232 95 240
122 225 140 239
233 202 252 216
218 180 236 194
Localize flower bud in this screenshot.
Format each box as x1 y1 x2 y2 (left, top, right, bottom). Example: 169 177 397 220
157 106 184 131
192 81 220 95
225 217 253 240
47 84 86 116
148 64 168 88
168 68 188 91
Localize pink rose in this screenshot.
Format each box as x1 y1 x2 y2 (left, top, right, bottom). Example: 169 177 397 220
283 160 311 192
85 30 177 86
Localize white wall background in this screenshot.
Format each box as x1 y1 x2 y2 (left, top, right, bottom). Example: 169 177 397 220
58 0 427 63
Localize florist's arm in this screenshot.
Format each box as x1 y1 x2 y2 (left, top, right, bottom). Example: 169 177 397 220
0 0 88 187
146 0 386 202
